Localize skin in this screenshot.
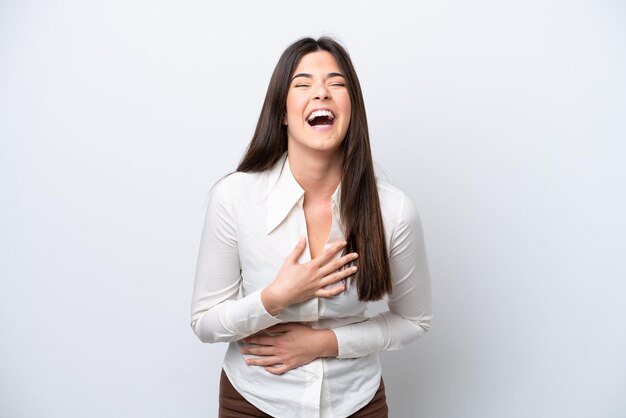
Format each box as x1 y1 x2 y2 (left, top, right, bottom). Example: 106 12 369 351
244 51 357 375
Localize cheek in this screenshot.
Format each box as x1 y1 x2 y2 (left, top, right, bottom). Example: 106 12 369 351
342 106 352 127
338 95 352 118
285 97 306 120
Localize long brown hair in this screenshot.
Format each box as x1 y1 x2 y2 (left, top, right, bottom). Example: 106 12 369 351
237 37 391 301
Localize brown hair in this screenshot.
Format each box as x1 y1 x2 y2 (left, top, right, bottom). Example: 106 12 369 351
237 37 391 301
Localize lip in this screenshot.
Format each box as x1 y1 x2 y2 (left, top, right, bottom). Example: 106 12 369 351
306 107 336 120
306 107 337 131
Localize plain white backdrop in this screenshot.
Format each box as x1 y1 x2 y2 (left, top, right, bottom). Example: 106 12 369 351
1 1 625 417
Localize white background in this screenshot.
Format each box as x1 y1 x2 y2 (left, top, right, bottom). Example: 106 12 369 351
1 1 625 417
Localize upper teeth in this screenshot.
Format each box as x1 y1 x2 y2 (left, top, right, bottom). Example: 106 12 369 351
307 109 334 121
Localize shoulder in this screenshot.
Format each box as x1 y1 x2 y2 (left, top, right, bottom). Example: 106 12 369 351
376 179 418 220
209 170 269 205
213 170 263 190
376 179 423 242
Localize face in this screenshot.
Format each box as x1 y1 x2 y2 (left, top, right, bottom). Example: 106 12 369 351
284 50 352 156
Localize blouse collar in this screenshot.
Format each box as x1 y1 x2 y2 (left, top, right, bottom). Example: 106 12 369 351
265 153 342 235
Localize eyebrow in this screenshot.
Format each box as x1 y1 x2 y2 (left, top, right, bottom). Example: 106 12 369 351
291 72 346 81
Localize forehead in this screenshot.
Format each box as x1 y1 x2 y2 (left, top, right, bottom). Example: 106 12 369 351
292 50 343 74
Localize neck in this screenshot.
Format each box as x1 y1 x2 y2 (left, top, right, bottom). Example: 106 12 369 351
287 146 343 197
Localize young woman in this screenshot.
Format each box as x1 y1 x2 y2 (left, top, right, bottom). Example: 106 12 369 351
191 37 432 417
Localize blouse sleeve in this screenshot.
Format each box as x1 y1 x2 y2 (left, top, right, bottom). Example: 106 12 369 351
190 178 282 343
331 193 433 358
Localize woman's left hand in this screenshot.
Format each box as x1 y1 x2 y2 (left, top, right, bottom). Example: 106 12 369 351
240 323 338 375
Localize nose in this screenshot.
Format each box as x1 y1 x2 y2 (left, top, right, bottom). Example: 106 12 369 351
313 83 330 101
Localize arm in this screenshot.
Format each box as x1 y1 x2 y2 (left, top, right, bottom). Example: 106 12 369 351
191 178 356 344
240 323 338 375
190 178 282 343
242 193 432 370
331 192 433 358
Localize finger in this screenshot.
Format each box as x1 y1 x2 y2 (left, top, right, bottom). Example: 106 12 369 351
320 265 357 287
315 282 346 298
245 356 282 367
311 240 348 267
242 335 276 346
265 365 291 375
241 346 275 356
318 252 359 277
287 237 307 263
243 330 264 340
264 324 294 333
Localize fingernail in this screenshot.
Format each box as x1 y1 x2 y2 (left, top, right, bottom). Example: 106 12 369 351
352 253 359 259
351 266 358 272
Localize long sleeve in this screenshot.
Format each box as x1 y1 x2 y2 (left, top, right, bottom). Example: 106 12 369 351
190 178 282 343
331 193 433 358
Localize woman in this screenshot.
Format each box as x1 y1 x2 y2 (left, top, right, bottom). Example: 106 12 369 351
191 37 432 417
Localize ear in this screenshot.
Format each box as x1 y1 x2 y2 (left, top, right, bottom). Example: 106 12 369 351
282 113 287 126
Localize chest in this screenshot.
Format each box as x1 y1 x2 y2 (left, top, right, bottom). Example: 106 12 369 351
235 197 367 321
303 197 333 259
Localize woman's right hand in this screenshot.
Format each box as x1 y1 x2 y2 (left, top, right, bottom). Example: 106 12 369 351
260 238 358 316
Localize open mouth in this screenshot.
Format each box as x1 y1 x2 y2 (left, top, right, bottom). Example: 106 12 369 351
306 109 336 127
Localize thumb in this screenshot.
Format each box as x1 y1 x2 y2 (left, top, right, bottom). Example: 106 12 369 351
288 237 307 263
265 323 294 333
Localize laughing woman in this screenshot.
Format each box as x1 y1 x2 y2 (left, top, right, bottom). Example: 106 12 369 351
191 37 432 418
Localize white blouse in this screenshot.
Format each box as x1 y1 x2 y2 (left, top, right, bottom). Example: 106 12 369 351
191 153 432 417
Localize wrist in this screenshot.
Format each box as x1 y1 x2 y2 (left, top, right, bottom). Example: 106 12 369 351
317 329 339 358
261 286 286 316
